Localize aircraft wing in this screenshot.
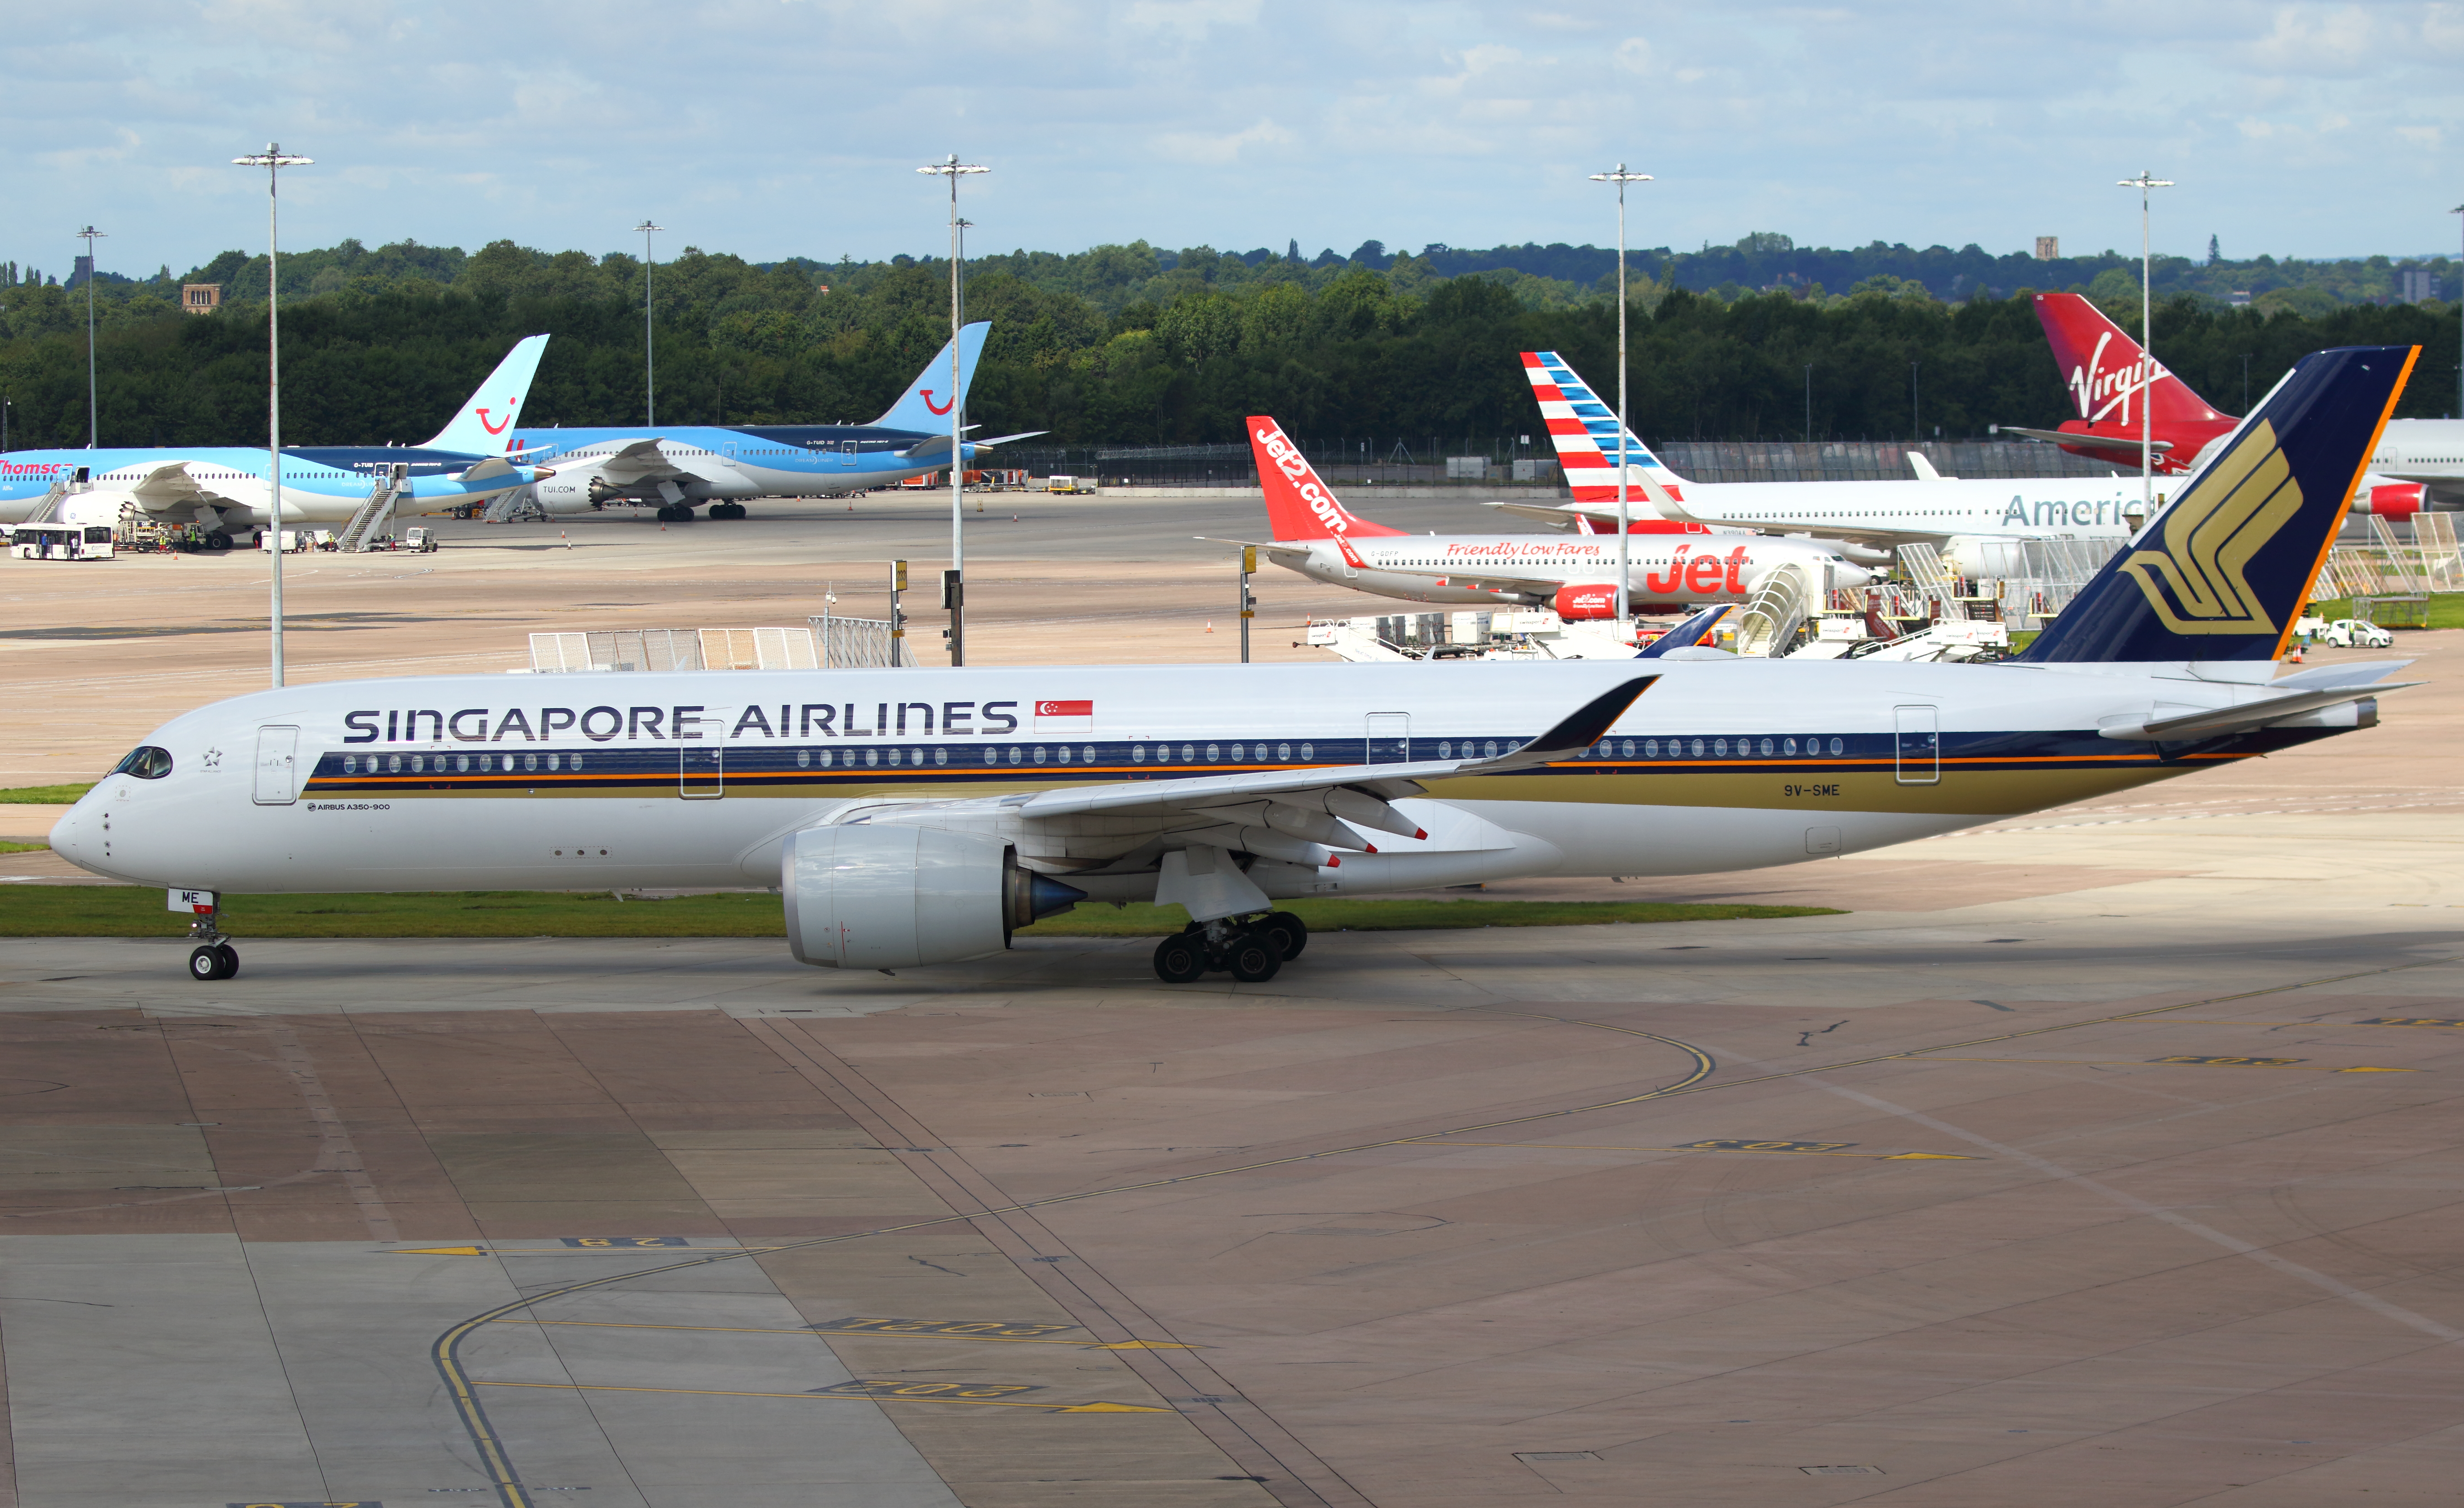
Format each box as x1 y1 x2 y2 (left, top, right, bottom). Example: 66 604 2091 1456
124 462 220 510
579 439 685 485
1484 499 1589 528
2000 425 2172 457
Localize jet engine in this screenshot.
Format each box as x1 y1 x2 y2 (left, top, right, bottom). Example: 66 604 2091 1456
782 826 1086 970
1943 536 2028 579
1554 583 1619 619
2359 482 2424 521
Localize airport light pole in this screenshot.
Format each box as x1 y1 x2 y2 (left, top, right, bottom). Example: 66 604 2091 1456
919 154 986 664
2119 171 2173 520
2451 204 2463 418
1590 164 1650 628
234 144 311 689
635 221 662 427
76 225 104 448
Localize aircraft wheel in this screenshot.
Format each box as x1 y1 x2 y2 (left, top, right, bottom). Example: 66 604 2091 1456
1152 934 1206 984
214 944 239 979
206 531 232 551
189 945 229 982
1223 932 1282 983
1259 911 1308 960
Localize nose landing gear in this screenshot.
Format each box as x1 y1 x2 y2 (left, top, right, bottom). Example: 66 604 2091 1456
1150 910 1308 984
183 907 239 981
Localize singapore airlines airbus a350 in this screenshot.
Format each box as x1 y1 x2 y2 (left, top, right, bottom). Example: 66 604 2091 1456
52 347 2421 987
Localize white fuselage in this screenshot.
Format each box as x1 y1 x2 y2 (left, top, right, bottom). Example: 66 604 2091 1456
2367 419 2464 493
51 657 2317 903
1276 533 1869 607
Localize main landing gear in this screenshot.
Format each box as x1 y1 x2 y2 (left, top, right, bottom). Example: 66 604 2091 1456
1151 911 1307 985
707 502 748 520
654 504 695 522
185 911 238 982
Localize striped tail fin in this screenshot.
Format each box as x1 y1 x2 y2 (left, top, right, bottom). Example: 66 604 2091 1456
1523 350 1689 504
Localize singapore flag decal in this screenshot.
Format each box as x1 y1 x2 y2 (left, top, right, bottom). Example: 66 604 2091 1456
1035 698 1094 733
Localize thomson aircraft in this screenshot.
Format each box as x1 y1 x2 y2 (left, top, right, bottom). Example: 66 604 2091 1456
2009 291 2464 517
0 336 553 540
49 343 2420 986
513 323 1040 521
1501 349 2148 577
1227 416 1871 616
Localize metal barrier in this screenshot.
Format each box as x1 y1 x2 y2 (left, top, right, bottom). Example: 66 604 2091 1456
807 613 913 668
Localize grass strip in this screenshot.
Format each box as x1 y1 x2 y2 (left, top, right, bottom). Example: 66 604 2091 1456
0 842 48 854
0 784 94 804
0 888 1837 939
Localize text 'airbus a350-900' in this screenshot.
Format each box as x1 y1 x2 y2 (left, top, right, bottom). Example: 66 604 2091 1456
509 323 1044 521
52 346 2421 987
0 336 552 543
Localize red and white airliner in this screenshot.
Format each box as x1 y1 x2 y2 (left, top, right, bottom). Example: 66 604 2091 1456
1227 416 1869 618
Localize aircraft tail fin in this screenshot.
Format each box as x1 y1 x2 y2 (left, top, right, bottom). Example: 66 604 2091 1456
1522 350 1691 506
2034 293 2229 429
2019 345 2416 665
1245 417 1408 541
421 334 550 454
873 322 991 431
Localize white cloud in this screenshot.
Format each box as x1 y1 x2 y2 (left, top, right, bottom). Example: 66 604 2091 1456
1152 117 1294 165
1612 37 1653 75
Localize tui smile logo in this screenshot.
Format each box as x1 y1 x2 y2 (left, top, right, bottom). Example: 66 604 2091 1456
921 389 954 416
477 403 514 435
2117 419 2299 635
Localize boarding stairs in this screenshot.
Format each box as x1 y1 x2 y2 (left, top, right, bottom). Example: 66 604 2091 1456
18 480 72 526
2413 512 2462 591
1734 563 1816 657
1894 542 1966 621
336 463 411 553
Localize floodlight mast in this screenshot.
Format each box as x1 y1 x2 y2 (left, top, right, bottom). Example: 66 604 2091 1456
2118 170 2173 519
1589 164 1651 628
76 226 104 448
918 154 986 665
2451 203 2463 418
233 144 311 689
636 221 662 427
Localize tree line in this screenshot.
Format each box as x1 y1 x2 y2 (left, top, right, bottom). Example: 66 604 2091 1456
0 236 2454 452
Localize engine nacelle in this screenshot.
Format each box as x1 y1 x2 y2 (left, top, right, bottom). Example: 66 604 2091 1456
782 825 1084 970
2360 482 2424 521
1554 583 1620 619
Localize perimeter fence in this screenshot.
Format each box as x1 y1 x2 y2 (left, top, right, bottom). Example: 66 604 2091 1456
997 439 2131 488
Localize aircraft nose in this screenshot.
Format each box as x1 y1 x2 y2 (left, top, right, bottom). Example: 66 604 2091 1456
1833 561 1875 590
48 798 104 875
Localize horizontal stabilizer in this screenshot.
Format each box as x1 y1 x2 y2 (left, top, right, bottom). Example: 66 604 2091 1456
2099 682 2421 741
2000 424 2173 456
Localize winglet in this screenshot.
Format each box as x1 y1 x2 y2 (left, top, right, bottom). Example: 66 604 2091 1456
1636 604 1731 658
1495 676 1657 764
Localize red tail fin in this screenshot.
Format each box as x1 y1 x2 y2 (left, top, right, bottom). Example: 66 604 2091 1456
2033 293 2229 428
1245 417 1407 541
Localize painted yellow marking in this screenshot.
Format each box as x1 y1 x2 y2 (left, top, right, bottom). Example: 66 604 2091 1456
1926 1056 2416 1073
1416 1140 1979 1161
388 1246 487 1256
473 1380 1168 1411
390 1245 736 1258
488 1317 1201 1349
2356 1017 2464 1030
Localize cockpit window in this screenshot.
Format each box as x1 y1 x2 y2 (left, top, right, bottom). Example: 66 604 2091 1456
113 746 173 780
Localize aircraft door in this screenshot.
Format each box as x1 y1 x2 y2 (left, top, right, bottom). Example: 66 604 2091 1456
680 746 724 800
839 441 858 470
1366 712 1409 765
1894 705 1939 785
253 725 300 805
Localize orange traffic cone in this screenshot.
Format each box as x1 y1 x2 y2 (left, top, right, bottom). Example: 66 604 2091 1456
1205 621 1214 633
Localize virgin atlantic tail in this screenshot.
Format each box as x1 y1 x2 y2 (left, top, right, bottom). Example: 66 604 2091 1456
1999 294 2237 474
2020 345 2415 665
1245 417 1407 542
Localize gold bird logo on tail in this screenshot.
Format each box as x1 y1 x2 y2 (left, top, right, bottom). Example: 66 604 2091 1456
2117 419 2303 635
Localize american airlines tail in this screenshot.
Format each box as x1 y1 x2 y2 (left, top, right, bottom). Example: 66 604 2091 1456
1244 417 1408 542
873 321 991 431
2035 294 2230 433
1522 350 1692 504
420 334 551 454
2021 345 2415 665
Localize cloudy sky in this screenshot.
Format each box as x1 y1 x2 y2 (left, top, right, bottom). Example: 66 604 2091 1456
8 0 2459 279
